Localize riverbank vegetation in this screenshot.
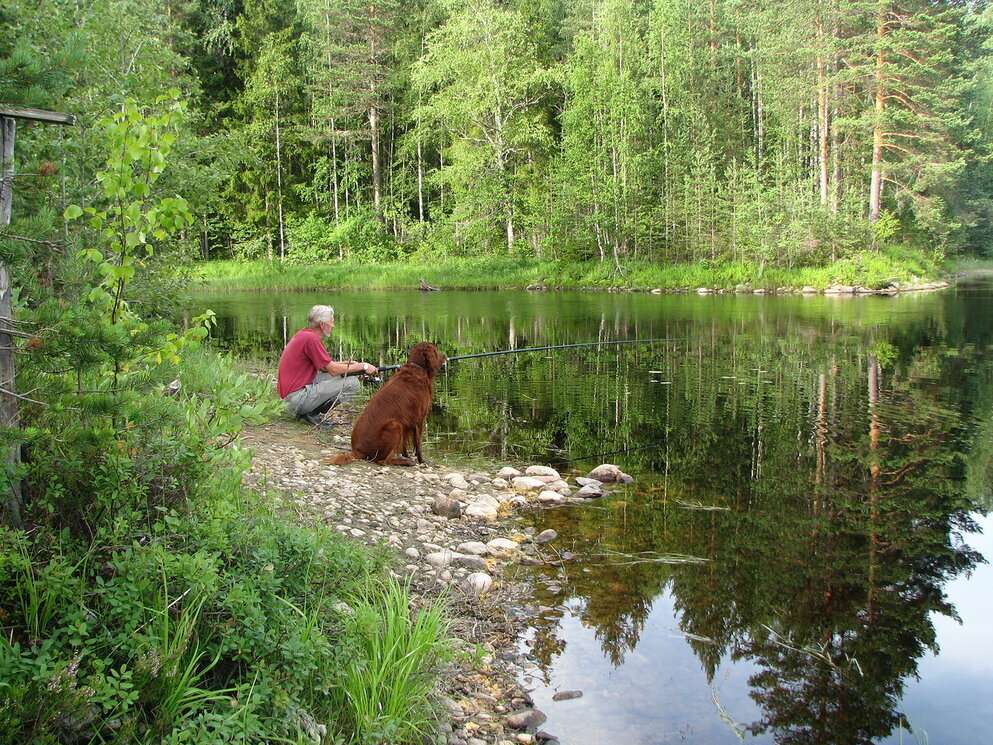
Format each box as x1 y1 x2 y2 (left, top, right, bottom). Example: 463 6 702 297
196 248 944 292
0 90 453 743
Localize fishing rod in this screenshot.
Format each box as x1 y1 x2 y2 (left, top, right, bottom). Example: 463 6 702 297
374 336 689 373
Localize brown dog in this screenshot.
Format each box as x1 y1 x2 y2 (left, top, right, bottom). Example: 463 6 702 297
328 342 446 466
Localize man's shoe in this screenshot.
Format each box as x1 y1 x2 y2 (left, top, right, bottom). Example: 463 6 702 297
298 412 333 430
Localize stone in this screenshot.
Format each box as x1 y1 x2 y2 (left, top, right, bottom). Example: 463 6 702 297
432 495 465 519
587 464 623 482
536 490 565 504
497 466 523 479
575 484 604 498
425 551 454 568
574 477 602 487
456 541 489 555
491 477 510 488
453 554 489 571
465 495 501 519
404 547 421 559
487 537 520 553
551 690 583 701
512 476 548 492
525 465 560 479
444 473 471 490
464 572 493 596
533 529 557 544
505 709 547 730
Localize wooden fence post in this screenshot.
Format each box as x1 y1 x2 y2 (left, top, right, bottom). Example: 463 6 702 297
0 107 76 527
0 115 22 527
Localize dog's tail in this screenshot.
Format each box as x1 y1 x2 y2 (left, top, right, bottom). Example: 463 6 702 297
327 452 359 466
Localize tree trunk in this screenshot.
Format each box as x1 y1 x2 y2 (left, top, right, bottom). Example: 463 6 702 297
274 92 286 261
417 138 425 226
816 19 829 207
869 1 887 224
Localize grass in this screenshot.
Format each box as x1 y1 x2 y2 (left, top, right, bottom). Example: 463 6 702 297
336 576 454 745
193 248 947 293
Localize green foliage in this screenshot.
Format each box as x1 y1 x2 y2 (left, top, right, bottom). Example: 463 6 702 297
336 577 454 745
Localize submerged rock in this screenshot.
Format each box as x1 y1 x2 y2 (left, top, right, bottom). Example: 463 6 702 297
533 529 558 544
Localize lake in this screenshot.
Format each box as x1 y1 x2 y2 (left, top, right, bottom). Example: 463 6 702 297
189 280 993 745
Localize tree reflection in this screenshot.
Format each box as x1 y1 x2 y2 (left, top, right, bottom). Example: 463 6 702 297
519 337 988 745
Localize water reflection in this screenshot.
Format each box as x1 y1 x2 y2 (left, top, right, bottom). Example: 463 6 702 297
191 283 993 744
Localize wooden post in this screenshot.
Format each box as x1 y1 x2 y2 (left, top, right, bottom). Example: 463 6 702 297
0 115 22 527
0 106 75 528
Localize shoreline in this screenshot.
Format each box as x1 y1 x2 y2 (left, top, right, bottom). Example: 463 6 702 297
241 413 619 744
189 255 957 296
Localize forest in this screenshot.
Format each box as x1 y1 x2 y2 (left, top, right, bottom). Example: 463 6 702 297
4 0 993 279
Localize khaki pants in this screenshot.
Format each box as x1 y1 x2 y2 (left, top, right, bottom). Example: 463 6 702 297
283 373 360 416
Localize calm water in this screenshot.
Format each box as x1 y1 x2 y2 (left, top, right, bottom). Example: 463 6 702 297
190 281 993 745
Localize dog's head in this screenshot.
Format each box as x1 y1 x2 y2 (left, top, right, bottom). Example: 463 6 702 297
408 342 446 376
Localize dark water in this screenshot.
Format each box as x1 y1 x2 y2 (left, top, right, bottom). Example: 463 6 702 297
189 282 993 745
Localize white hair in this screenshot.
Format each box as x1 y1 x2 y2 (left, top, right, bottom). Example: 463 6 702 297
307 305 335 327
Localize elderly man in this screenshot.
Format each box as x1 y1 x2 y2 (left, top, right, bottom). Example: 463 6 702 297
277 305 379 429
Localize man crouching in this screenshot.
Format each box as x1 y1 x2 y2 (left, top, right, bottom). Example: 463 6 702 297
276 304 378 429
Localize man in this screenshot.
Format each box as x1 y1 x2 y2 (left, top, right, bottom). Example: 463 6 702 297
277 305 379 429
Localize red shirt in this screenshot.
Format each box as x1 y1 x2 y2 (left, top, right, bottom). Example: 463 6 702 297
277 327 333 398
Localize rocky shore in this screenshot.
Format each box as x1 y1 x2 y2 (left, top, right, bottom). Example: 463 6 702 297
241 415 631 745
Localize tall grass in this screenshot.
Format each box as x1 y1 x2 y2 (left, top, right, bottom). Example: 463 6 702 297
336 577 454 745
193 249 945 293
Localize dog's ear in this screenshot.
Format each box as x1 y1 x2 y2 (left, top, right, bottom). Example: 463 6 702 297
408 342 430 369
